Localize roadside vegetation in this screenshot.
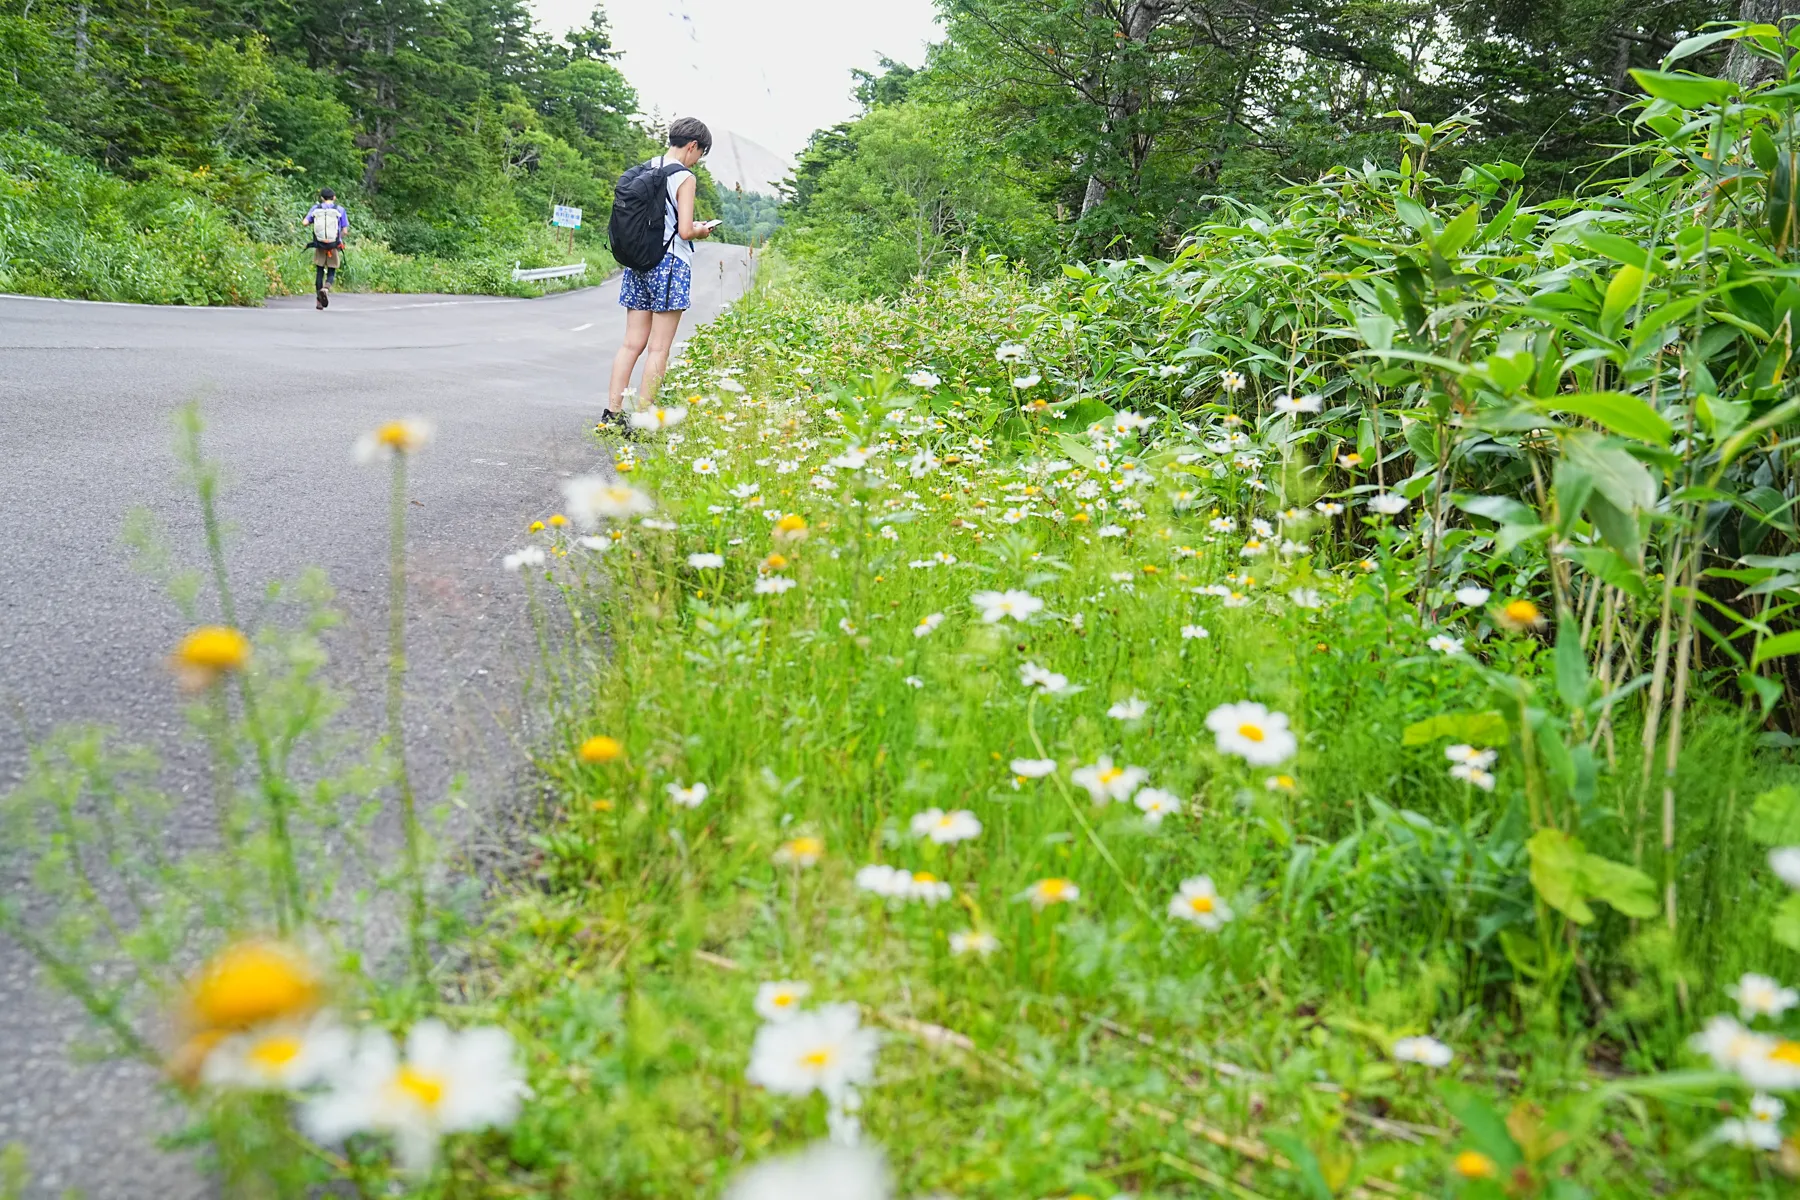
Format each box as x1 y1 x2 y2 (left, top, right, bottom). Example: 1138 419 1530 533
13 9 1800 1200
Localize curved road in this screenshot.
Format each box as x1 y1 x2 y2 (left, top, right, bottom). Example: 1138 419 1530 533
0 244 754 1197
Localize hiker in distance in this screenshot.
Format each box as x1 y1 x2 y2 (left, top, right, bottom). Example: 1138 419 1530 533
303 187 349 310
601 117 722 429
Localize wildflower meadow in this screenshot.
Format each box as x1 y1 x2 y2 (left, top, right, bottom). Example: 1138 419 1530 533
18 26 1800 1200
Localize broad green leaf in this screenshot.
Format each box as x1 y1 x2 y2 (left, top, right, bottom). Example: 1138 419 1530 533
1555 620 1589 711
1454 493 1537 526
1602 264 1647 329
1753 127 1780 174
1696 392 1749 440
1438 1085 1526 1168
1438 203 1480 258
1747 785 1800 846
1552 459 1594 536
1401 711 1509 746
1354 312 1396 351
1542 392 1672 445
1754 629 1800 667
1564 432 1657 513
1576 228 1651 271
1581 853 1659 919
1776 893 1800 951
1665 28 1745 67
1565 546 1648 599
1395 195 1430 232
1495 522 1551 557
1629 68 1738 109
1529 828 1594 924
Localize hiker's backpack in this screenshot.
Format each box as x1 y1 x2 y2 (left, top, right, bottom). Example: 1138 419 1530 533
313 206 343 248
607 160 687 271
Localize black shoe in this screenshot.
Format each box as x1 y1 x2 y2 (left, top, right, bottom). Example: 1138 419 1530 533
595 408 626 435
316 288 328 309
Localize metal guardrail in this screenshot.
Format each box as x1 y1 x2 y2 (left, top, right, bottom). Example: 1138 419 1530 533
512 261 588 282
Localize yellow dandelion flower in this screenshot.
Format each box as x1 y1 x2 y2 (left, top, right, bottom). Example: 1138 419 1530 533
173 626 250 674
549 514 568 528
529 521 545 533
578 735 624 764
188 941 322 1032
1497 598 1546 631
1452 1150 1498 1179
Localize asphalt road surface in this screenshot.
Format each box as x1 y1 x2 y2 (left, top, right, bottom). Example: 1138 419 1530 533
0 243 754 1197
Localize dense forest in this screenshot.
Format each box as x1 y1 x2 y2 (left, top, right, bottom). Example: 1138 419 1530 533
779 0 1765 297
0 0 721 302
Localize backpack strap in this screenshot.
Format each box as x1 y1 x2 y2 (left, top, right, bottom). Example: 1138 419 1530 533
655 160 691 255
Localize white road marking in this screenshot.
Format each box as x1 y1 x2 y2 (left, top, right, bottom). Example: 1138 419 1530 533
571 322 593 332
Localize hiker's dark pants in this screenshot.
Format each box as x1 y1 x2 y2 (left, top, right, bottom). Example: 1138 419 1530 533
314 265 337 290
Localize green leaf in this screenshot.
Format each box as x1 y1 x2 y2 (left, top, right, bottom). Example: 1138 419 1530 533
1696 392 1749 441
1666 28 1746 67
1354 312 1396 351
1555 620 1589 711
1582 854 1659 919
1754 629 1800 667
1630 68 1738 109
1395 195 1430 232
1438 202 1480 258
1565 546 1648 599
1402 711 1509 746
1601 264 1647 329
1747 785 1800 846
1529 828 1595 924
1564 432 1657 513
1753 127 1781 174
1775 893 1800 951
1542 391 1672 445
1576 228 1651 271
1439 1085 1526 1168
1454 493 1537 525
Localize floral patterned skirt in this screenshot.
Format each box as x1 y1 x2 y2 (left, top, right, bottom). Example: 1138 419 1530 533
618 252 692 312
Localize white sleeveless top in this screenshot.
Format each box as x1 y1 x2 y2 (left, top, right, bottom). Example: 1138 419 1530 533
650 156 696 264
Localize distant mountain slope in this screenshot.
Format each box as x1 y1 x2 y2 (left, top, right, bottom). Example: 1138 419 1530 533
708 130 793 197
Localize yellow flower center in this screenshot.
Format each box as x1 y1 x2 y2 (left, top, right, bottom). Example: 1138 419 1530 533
801 1048 835 1068
394 1066 446 1111
1237 723 1266 742
375 421 415 449
772 992 796 1008
1770 1040 1800 1065
777 515 808 532
1099 767 1123 783
783 836 823 859
190 942 319 1031
1039 879 1069 899
1453 1150 1497 1179
1273 775 1295 788
914 872 938 884
579 735 623 764
1189 894 1215 914
765 553 789 570
175 626 251 673
248 1035 303 1071
937 815 955 827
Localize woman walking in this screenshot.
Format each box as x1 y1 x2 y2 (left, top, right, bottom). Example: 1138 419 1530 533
601 118 719 428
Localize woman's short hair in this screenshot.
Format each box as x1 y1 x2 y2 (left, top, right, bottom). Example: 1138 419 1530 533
668 117 713 154
319 187 336 201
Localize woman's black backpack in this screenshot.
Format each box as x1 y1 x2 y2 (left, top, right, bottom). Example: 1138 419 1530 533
607 160 688 271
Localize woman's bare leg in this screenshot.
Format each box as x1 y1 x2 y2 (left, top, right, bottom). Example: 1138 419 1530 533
640 310 687 405
608 308 653 411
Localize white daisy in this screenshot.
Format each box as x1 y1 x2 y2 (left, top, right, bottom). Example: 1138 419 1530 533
1368 492 1409 515
1107 697 1149 721
1181 624 1209 640
903 675 924 689
1315 501 1344 516
1428 634 1464 655
1010 758 1057 778
906 371 941 389
1204 701 1297 766
562 476 653 528
666 782 709 808
1772 846 1800 889
854 865 911 898
995 342 1029 364
1134 787 1182 826
754 981 812 1024
1018 662 1071 694
1288 588 1323 609
913 612 944 638
301 1021 527 1175
1021 878 1079 908
1220 369 1246 393
1730 974 1800 1022
1071 756 1148 804
1449 763 1496 791
971 590 1043 623
1392 1036 1454 1067
1167 876 1234 929
1097 524 1127 538
503 547 545 572
352 417 434 463
629 406 687 430
1012 374 1041 389
755 576 798 595
1445 745 1498 769
201 1017 353 1091
1455 585 1492 606
687 552 725 570
950 930 1000 957
910 808 982 844
723 1141 891 1200
692 457 720 475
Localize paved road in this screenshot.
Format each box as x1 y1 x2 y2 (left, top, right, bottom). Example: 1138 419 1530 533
0 244 754 1197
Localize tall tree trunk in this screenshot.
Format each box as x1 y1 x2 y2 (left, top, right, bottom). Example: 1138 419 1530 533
74 2 89 72
1080 0 1176 216
1726 0 1800 88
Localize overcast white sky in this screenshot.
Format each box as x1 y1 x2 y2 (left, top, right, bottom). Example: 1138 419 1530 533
527 0 943 162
